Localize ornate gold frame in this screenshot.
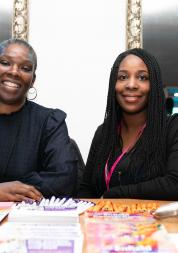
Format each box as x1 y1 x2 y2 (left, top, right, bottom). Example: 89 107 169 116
12 0 142 47
127 0 142 49
12 0 29 40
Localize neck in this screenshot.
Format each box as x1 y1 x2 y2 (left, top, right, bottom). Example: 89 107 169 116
0 99 26 115
121 111 146 132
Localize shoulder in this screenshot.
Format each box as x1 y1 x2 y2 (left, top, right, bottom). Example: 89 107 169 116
166 114 178 130
166 114 178 141
94 124 103 139
90 124 104 148
26 101 67 125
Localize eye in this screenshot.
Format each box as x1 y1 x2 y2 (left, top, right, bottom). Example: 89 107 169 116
21 66 33 73
117 74 128 81
138 74 149 81
0 59 10 66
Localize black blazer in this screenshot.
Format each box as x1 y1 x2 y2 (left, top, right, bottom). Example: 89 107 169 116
0 101 78 198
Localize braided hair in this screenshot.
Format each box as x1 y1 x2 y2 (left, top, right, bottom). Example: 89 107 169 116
97 48 167 177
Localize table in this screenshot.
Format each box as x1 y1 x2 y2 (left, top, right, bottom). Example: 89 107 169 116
1 199 178 252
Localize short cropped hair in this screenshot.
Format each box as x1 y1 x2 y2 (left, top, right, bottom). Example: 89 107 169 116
0 38 37 71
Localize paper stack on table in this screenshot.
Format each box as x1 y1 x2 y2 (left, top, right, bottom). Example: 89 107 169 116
85 215 178 253
0 222 83 253
8 196 94 224
0 197 93 253
85 200 178 252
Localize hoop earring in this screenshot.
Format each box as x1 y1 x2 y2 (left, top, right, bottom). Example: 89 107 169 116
28 87 37 100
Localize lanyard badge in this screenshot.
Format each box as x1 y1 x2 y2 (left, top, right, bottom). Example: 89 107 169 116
104 123 146 191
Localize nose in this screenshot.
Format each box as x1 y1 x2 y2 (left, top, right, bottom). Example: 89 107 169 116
126 77 138 89
7 64 20 77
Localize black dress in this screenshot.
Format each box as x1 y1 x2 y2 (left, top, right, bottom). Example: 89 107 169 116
0 100 78 198
79 114 178 200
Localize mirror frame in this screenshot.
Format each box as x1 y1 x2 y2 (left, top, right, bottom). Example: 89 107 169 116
127 0 142 49
13 0 28 40
13 0 142 48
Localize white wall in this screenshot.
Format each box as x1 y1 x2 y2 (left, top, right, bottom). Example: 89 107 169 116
29 0 127 161
0 0 13 42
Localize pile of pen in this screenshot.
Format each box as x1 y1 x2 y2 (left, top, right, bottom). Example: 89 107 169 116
15 196 95 214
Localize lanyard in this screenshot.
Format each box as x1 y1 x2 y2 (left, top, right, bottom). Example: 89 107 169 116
104 123 146 191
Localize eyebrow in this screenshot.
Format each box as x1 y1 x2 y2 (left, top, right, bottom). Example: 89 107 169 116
118 70 148 73
0 54 33 64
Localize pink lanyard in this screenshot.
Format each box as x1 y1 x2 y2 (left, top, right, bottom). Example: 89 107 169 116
104 123 146 191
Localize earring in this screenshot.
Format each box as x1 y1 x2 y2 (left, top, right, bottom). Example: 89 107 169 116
28 87 37 100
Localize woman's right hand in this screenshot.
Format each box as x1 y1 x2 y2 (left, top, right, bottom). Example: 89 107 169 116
0 181 43 202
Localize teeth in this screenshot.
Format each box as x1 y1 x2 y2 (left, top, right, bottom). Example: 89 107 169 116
2 81 19 88
124 96 139 102
126 96 138 98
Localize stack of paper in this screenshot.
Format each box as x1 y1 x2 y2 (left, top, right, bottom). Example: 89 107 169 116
0 222 83 253
8 197 94 224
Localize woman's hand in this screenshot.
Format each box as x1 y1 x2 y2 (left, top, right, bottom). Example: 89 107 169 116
0 181 43 202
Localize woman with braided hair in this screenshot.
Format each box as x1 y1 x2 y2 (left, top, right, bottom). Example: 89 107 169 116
79 48 178 200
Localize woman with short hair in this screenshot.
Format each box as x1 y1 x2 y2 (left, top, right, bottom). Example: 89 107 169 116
0 38 77 201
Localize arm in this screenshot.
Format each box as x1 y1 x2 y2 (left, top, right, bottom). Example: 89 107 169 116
78 126 102 198
103 115 178 200
22 110 78 198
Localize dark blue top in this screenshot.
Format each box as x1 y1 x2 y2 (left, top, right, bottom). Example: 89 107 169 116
0 100 77 198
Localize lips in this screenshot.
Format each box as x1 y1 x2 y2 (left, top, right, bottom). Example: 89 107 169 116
1 80 20 89
124 96 139 102
122 94 142 103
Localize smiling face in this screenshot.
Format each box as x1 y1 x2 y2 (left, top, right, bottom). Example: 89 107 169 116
0 43 35 106
115 54 150 115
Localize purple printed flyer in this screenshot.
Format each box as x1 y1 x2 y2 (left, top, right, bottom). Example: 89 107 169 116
26 239 74 253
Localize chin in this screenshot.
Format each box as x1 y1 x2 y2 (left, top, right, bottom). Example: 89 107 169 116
122 107 147 115
0 96 25 106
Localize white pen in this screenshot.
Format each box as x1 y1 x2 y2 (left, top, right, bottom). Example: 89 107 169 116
68 200 77 208
57 198 66 206
49 196 56 206
44 199 50 206
62 198 73 207
54 198 60 206
39 198 46 207
31 202 37 207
